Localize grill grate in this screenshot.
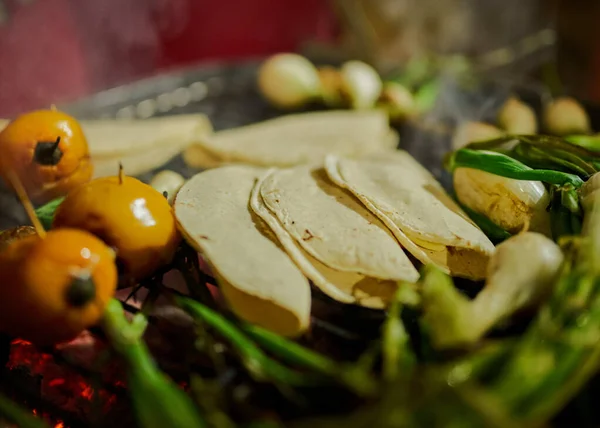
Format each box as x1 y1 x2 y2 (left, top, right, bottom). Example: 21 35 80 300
5 59 599 427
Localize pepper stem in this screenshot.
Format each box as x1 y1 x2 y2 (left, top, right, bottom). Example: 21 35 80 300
65 275 96 307
33 136 63 166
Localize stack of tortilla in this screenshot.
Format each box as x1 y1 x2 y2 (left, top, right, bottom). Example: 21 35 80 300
174 150 494 337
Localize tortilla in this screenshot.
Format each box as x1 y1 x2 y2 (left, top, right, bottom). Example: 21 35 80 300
324 152 495 280
173 165 311 337
250 171 400 309
82 114 212 157
93 144 191 178
183 110 397 169
257 165 419 282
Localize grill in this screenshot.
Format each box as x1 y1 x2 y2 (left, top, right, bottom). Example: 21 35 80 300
3 59 600 427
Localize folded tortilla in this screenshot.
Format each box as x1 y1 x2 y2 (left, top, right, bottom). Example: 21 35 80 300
173 165 311 336
183 110 397 169
259 166 419 281
324 152 495 280
250 171 401 309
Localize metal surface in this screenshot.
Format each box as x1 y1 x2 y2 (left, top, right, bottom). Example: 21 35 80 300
0 59 455 230
0 59 555 228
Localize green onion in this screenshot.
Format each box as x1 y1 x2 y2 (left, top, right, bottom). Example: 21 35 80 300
0 392 50 428
175 296 316 387
513 144 597 177
456 201 512 244
102 299 206 428
244 324 376 396
382 285 416 381
565 135 600 153
446 149 584 187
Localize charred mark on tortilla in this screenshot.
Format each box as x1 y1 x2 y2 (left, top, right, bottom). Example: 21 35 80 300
302 229 316 241
198 235 210 240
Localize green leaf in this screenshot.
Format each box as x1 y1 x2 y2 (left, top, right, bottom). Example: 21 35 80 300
34 197 64 230
102 300 207 428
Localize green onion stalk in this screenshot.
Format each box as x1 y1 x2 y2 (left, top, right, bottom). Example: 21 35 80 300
381 284 417 382
102 299 206 428
0 392 51 428
463 134 600 177
176 296 377 397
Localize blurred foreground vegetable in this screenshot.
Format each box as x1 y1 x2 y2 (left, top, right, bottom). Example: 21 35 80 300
102 299 206 428
177 295 377 396
0 391 50 428
381 285 417 381
478 190 600 423
421 232 564 348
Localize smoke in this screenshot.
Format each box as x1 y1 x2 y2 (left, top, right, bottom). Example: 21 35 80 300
0 0 193 116
68 0 191 90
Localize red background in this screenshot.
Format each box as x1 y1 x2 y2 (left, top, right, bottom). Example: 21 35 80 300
0 0 336 116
